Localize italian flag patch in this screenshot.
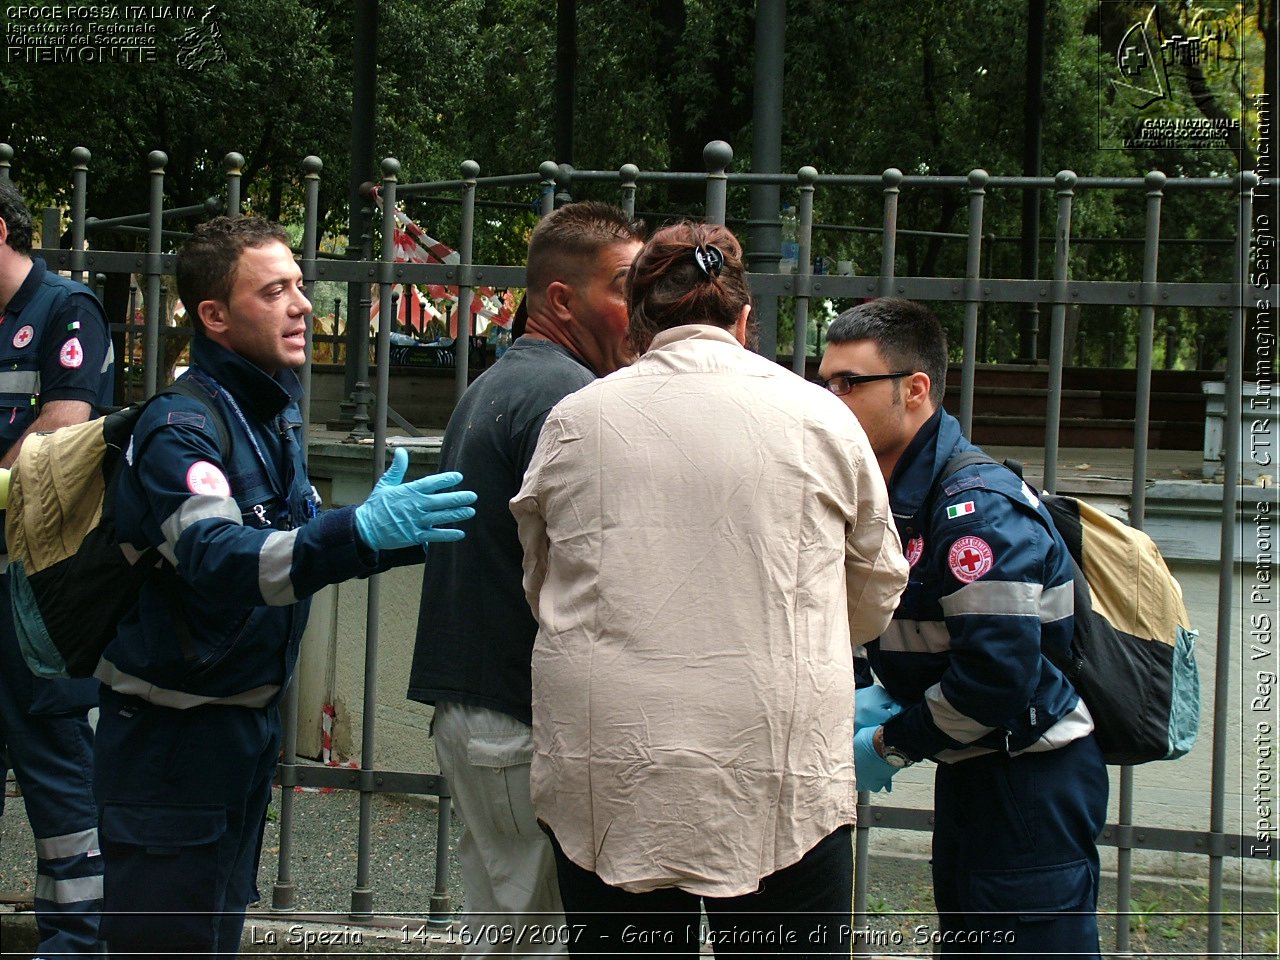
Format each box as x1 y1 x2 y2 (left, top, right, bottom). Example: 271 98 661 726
946 501 976 519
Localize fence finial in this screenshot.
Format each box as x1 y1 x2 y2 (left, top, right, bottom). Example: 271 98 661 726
703 140 733 172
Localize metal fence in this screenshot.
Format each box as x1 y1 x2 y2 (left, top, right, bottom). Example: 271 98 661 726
0 140 1274 954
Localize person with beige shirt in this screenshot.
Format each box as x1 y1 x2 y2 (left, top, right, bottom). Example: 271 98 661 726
512 222 907 957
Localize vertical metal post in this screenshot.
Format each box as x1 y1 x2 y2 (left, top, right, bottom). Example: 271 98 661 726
428 791 454 925
878 169 903 298
1018 0 1046 361
539 162 558 217
979 231 995 363
554 0 576 165
554 163 574 207
619 164 638 220
852 794 871 959
225 152 244 216
1130 171 1165 526
143 151 167 399
351 156 400 921
42 209 58 254
959 170 989 436
791 167 816 375
299 155 323 446
69 147 90 285
0 143 11 182
1041 171 1075 493
348 192 375 441
1114 169 1164 953
1206 171 1259 955
346 0 378 402
454 160 479 404
746 0 786 359
704 141 732 226
1164 324 1178 369
126 285 138 403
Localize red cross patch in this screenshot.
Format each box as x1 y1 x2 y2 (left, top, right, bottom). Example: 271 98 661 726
186 460 231 497
947 535 994 583
59 337 84 369
905 535 924 568
12 325 34 349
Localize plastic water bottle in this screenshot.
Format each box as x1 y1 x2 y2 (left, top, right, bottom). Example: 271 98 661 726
779 204 799 275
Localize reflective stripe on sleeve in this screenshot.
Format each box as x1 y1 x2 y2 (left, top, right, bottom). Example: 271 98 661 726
1021 698 1095 753
94 658 279 710
35 828 100 861
940 579 1073 622
35 873 103 906
878 618 952 655
924 682 996 744
160 494 243 554
258 529 300 605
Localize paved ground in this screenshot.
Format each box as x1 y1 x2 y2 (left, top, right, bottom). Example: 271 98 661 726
3 784 1275 957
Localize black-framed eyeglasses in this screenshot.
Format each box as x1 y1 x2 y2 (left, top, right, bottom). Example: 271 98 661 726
816 371 913 397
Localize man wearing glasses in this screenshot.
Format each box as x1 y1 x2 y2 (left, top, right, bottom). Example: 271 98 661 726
817 298 1107 958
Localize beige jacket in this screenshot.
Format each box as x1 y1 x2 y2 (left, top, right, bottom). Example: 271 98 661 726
512 324 907 896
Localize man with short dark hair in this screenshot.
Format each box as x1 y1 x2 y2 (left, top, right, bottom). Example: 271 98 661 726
0 178 111 956
93 215 477 956
819 298 1108 957
408 201 644 956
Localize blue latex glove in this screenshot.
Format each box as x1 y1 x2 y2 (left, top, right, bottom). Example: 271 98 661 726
854 725 900 794
354 448 478 551
855 684 905 732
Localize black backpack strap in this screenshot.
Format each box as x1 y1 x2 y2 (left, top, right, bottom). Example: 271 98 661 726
144 377 232 664
155 376 231 458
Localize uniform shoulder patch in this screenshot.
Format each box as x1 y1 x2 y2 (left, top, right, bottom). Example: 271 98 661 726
58 337 84 368
947 535 995 583
945 500 976 520
186 460 231 497
942 473 985 498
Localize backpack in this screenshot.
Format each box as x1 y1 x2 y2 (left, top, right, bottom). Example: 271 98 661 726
6 379 229 680
940 451 1200 766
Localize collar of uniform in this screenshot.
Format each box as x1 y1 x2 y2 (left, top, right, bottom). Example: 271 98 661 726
189 334 300 419
888 406 962 520
648 323 740 351
2 256 46 318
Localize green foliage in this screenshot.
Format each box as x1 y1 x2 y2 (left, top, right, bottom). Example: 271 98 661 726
1 0 1264 360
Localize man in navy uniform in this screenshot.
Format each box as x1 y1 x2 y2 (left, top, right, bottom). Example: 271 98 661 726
820 298 1108 958
0 178 111 956
93 215 477 956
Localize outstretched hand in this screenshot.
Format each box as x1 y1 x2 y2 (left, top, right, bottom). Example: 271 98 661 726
355 448 477 551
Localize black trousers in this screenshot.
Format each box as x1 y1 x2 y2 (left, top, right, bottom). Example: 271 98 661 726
550 825 853 959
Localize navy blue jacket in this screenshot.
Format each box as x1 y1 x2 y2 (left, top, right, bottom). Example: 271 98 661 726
870 409 1093 763
100 336 412 708
0 257 113 456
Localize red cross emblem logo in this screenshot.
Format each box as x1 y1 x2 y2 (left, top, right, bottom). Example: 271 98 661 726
905 536 924 568
947 535 994 583
186 460 231 497
59 337 84 369
12 325 34 349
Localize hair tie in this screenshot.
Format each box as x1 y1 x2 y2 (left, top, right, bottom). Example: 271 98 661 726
693 244 724 280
